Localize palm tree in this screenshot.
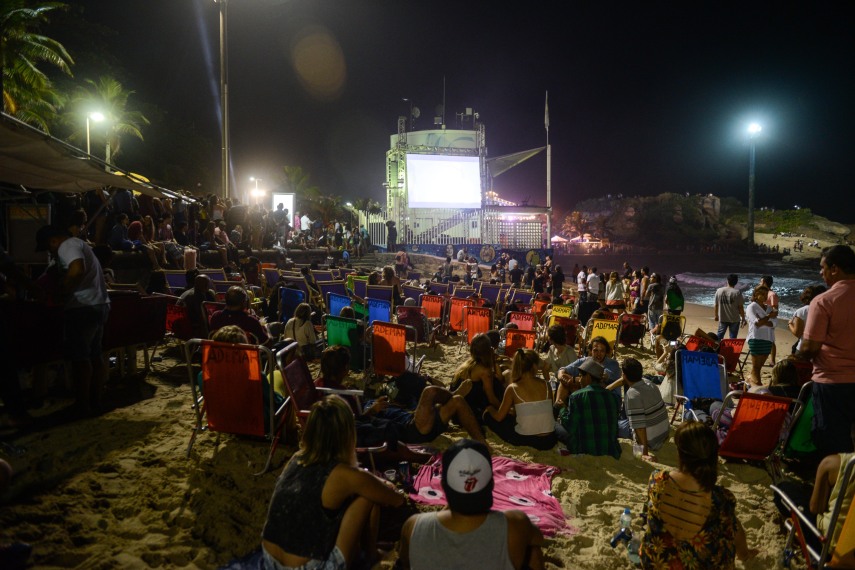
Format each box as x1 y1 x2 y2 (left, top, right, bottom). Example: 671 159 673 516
67 76 149 164
281 165 321 215
0 1 73 130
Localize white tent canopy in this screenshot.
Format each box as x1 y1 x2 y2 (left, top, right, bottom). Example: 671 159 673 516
550 235 568 243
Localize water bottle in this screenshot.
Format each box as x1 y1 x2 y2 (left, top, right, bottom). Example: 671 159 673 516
628 534 641 565
620 507 632 531
609 507 633 548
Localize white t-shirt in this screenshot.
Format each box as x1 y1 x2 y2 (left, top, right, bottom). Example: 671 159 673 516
577 271 587 292
300 215 312 230
792 305 810 351
586 272 601 293
508 258 518 271
57 237 110 309
746 301 776 342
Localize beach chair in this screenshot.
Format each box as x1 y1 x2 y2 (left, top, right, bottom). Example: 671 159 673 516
452 286 476 299
279 287 305 322
533 298 550 324
793 359 814 387
310 270 334 282
326 292 352 319
507 311 537 331
275 346 386 471
464 306 494 347
419 293 446 322
509 290 535 309
202 301 226 335
547 304 574 325
428 281 449 296
352 278 368 300
367 298 392 325
618 313 646 349
657 313 686 342
780 381 819 463
184 338 287 474
446 297 470 336
263 268 281 290
407 272 421 281
402 283 425 303
505 328 537 358
576 300 600 326
323 315 365 371
210 279 233 302
367 285 395 303
149 294 193 361
163 270 187 295
369 321 418 378
714 390 793 472
551 316 581 349
771 454 855 569
585 318 621 355
102 293 169 377
478 283 503 311
317 280 349 307
718 338 746 380
683 334 717 352
672 349 727 423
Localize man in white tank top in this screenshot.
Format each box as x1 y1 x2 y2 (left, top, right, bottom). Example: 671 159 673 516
397 440 544 569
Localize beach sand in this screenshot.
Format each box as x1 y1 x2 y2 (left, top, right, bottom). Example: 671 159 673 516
0 301 798 569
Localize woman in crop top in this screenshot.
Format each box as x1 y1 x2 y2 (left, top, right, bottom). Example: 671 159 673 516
261 395 405 569
483 349 557 450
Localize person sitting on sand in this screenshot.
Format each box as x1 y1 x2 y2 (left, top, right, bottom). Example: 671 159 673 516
482 350 558 451
640 421 754 567
451 333 506 417
541 325 577 388
397 439 545 570
261 395 406 570
555 358 622 458
611 357 670 460
556 336 621 408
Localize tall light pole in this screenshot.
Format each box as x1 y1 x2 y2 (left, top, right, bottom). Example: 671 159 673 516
747 122 762 246
217 0 231 200
86 111 104 155
250 176 263 205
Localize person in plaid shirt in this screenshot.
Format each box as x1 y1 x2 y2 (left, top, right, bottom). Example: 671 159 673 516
555 357 621 458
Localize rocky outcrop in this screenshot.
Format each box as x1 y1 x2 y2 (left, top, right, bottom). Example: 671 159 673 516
812 218 851 237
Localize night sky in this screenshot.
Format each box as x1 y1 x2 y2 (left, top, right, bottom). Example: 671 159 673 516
70 1 854 222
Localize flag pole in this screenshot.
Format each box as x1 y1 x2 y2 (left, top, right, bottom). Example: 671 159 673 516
545 91 552 248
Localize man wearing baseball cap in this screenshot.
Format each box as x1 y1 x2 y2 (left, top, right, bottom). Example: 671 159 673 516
397 439 544 569
35 225 110 416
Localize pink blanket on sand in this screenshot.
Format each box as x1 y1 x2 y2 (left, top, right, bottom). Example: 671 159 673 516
410 454 571 537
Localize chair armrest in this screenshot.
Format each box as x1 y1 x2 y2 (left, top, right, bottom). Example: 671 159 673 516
315 387 365 397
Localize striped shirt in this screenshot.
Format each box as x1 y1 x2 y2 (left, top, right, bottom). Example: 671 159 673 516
624 380 670 450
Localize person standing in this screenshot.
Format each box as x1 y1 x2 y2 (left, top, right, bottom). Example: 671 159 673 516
713 274 746 339
386 221 397 252
745 285 777 388
760 275 779 364
35 225 110 416
585 267 600 306
576 265 588 302
797 245 855 455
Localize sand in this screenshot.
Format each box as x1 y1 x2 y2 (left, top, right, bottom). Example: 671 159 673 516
0 301 799 569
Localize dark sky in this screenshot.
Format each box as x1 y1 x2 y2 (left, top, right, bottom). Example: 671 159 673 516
71 1 854 222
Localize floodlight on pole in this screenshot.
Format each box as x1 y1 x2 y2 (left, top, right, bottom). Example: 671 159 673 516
747 123 762 246
250 177 264 204
86 111 104 156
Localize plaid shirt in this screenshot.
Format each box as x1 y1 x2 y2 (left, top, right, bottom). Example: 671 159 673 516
559 384 621 458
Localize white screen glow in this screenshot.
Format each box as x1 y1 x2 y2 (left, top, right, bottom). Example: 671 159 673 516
406 154 481 209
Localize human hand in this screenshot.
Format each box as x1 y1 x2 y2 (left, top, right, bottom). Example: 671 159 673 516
372 396 390 413
641 453 656 462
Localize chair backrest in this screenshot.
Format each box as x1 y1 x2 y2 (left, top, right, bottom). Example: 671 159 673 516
684 335 717 352
353 278 368 299
327 292 351 318
552 316 580 346
533 299 550 322
453 287 476 299
311 270 334 282
587 318 620 352
164 271 187 295
464 306 494 344
718 392 793 461
448 297 470 333
676 349 726 401
317 280 348 306
783 381 817 459
479 283 503 306
198 268 226 280
420 294 445 321
210 279 234 295
402 284 425 303
279 287 306 322
278 352 319 419
792 360 814 386
165 299 194 340
429 282 449 296
325 315 360 348
263 268 281 289
367 298 392 325
549 304 574 322
371 321 410 377
510 290 534 307
407 272 421 281
508 311 536 331
191 339 271 436
367 285 395 302
718 338 746 373
202 301 226 333
659 313 686 341
618 313 645 346
102 293 169 351
505 329 537 358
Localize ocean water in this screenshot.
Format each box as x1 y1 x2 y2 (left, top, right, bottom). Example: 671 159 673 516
674 271 822 319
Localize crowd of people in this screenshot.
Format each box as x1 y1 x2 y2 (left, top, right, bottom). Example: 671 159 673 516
2 204 854 569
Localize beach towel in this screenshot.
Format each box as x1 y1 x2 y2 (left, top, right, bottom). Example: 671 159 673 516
410 454 570 537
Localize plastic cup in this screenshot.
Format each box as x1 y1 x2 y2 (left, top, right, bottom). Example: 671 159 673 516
633 443 643 458
384 469 397 482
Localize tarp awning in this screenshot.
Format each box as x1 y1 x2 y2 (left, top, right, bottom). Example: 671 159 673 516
486 147 545 178
0 112 165 197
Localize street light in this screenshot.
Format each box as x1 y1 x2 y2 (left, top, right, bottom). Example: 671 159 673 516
250 177 264 205
747 122 762 246
86 111 104 155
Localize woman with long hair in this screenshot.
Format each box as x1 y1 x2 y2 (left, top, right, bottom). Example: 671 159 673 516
788 284 826 353
605 271 626 312
640 421 752 568
745 285 777 387
482 349 557 450
261 395 405 569
284 302 319 360
451 333 505 416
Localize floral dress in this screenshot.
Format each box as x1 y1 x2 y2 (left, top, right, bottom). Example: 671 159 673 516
640 470 739 569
